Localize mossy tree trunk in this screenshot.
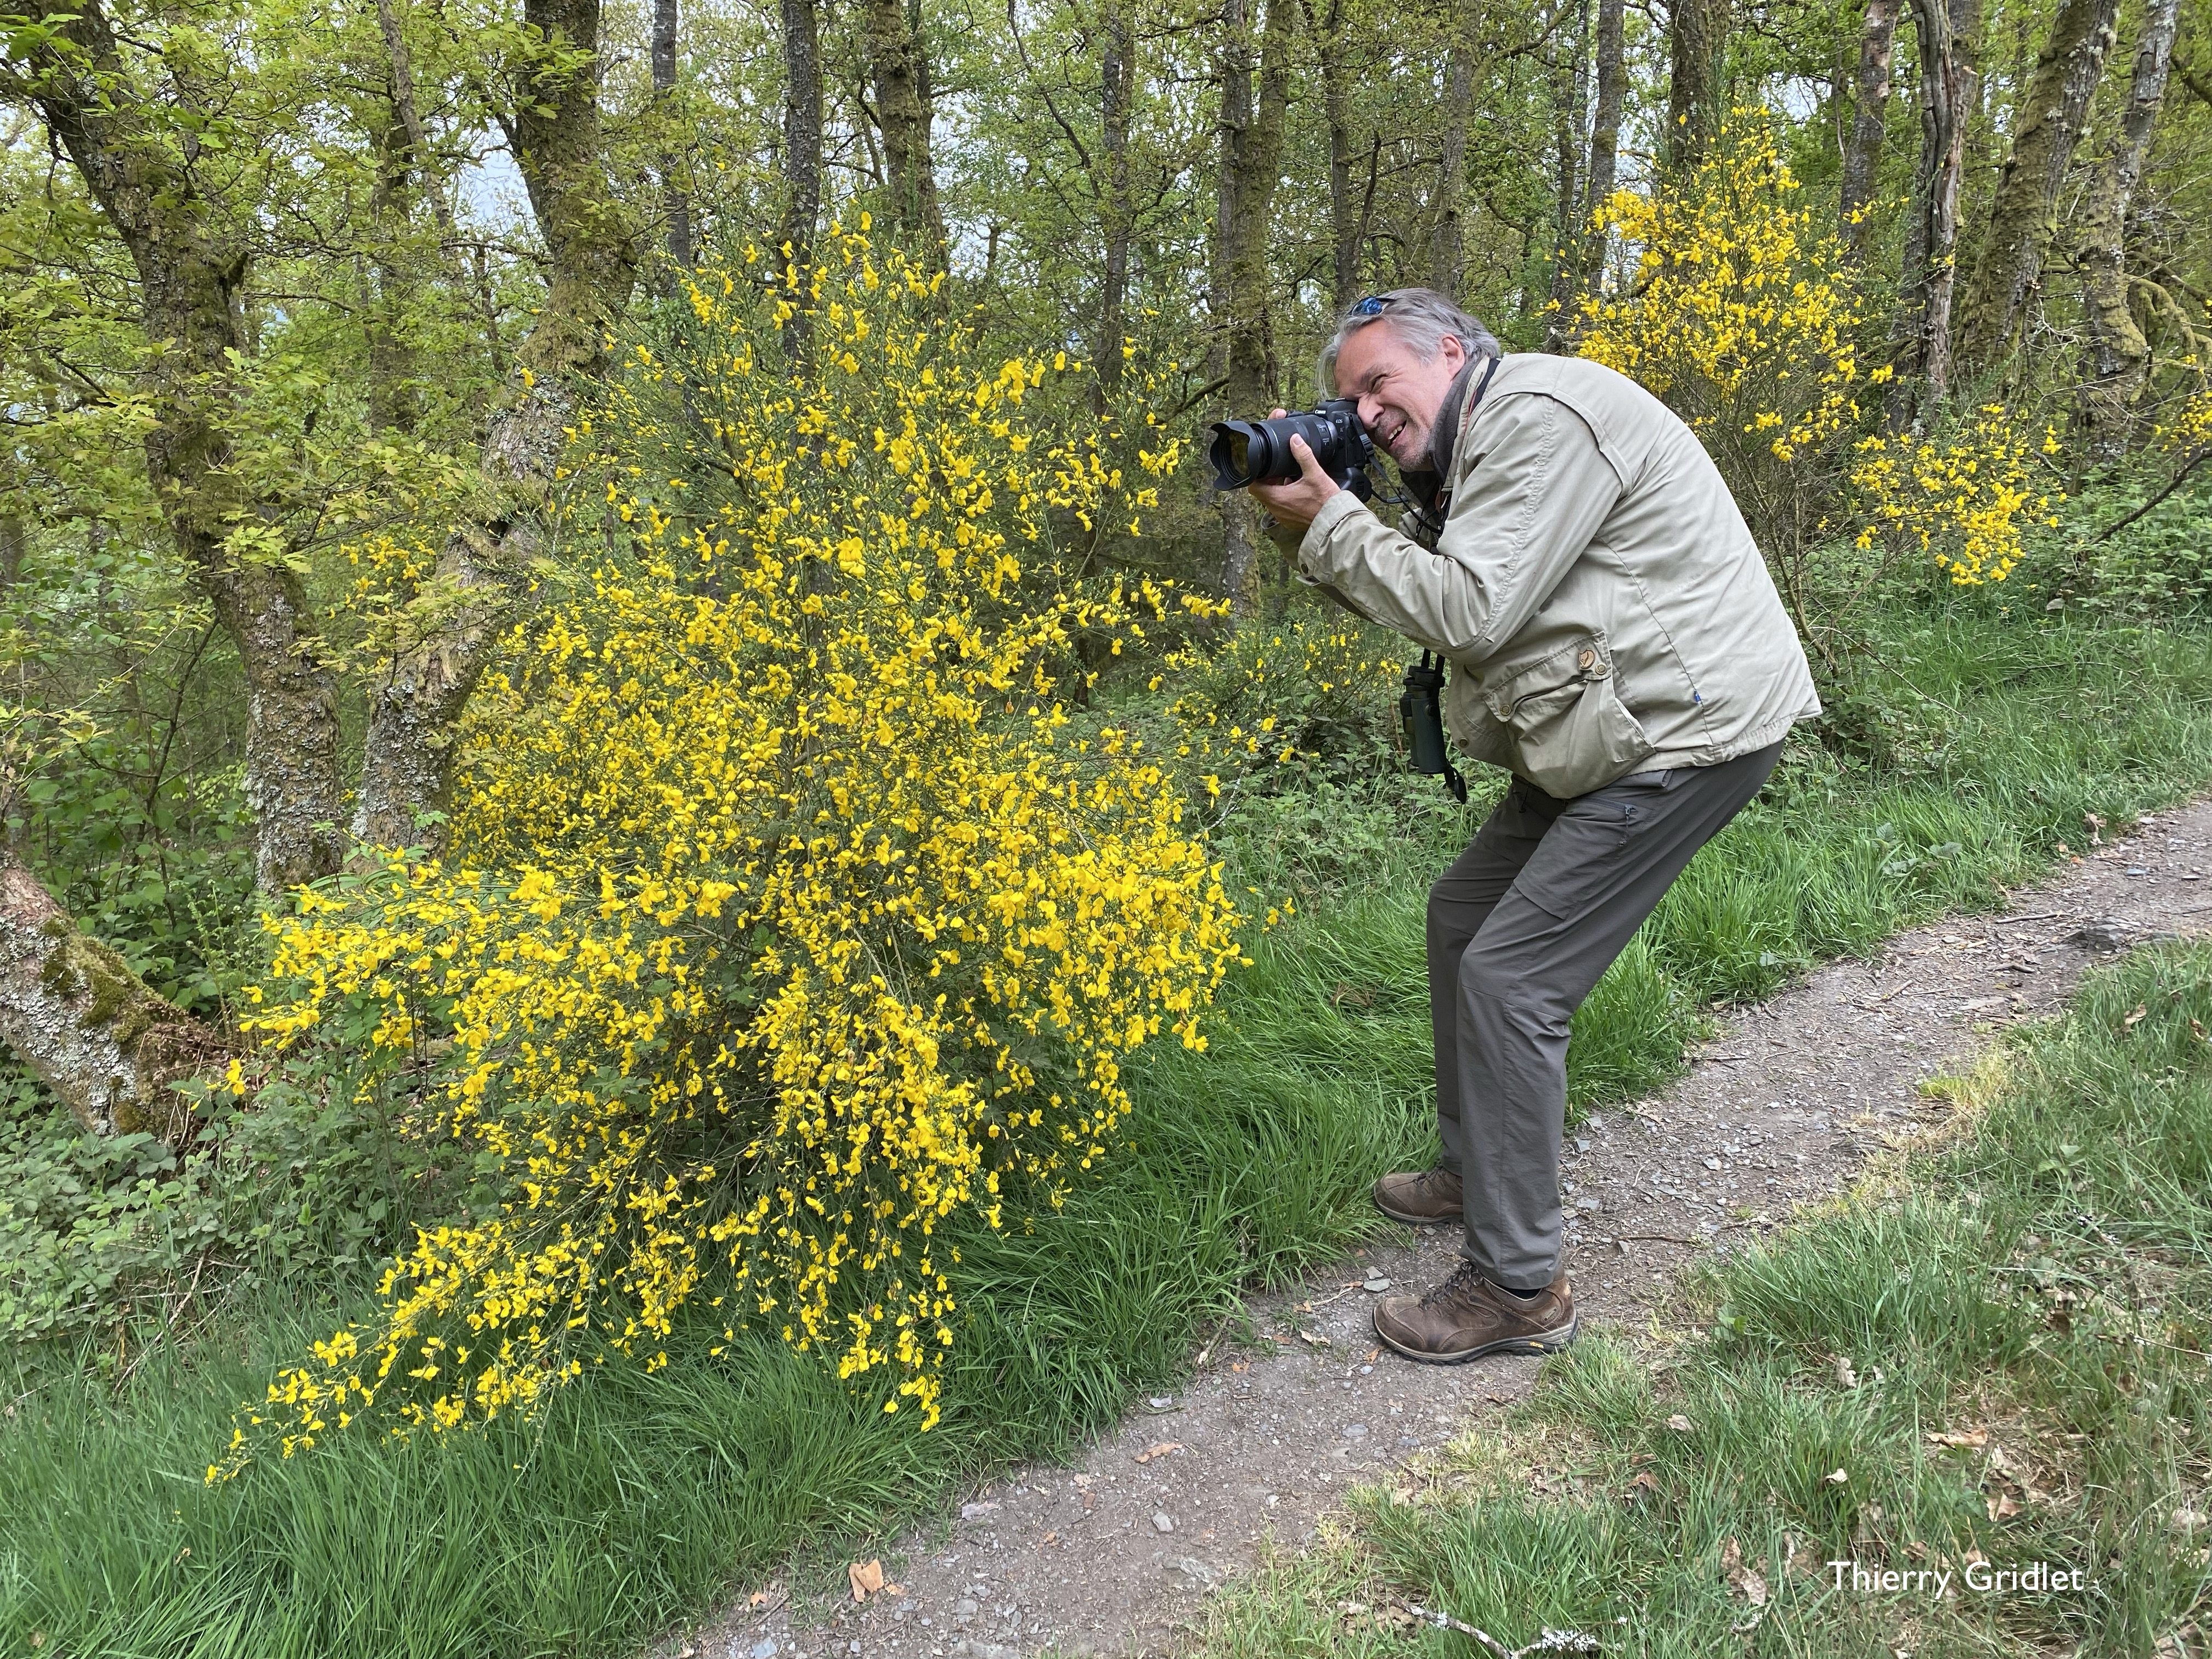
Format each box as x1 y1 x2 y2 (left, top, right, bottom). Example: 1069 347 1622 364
1432 0 1479 297
4 0 345 895
1579 0 1628 294
1303 0 1366 316
0 846 225 1144
1543 0 1590 351
1888 0 1970 426
1840 0 1899 257
349 0 638 855
1666 0 1723 170
863 0 949 264
1955 0 2119 371
2078 0 2180 462
1217 0 1294 614
1096 0 1136 399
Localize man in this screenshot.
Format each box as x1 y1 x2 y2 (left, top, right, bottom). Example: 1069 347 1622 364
1250 289 1820 1363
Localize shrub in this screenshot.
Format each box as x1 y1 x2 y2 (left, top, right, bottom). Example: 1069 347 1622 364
1158 606 1404 809
224 229 1246 1464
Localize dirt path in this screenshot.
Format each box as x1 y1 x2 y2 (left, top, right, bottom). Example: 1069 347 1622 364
682 803 2212 1659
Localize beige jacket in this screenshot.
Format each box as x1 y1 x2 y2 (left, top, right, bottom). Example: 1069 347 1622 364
1293 352 1821 798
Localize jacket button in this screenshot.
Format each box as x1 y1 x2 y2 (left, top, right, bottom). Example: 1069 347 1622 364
1577 648 1596 670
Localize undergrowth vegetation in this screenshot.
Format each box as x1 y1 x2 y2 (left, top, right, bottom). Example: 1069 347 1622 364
1195 945 2212 1657
9 590 2212 1656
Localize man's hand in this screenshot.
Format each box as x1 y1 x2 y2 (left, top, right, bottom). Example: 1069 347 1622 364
1249 409 1342 533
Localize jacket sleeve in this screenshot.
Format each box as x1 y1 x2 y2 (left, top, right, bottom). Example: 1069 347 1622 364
1291 393 1623 665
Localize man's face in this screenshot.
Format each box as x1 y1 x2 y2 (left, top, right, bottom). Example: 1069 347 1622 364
1333 322 1469 471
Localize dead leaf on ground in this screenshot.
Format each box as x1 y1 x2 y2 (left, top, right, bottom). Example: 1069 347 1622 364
2125 1003 2150 1031
1330 983 1376 1008
1388 1486 1416 1506
1987 1490 2022 1521
1625 1470 1659 1502
1298 1329 1330 1347
848 1559 885 1601
1928 1427 1989 1449
1135 1441 1184 1464
1667 1414 1694 1432
1824 1468 1850 1485
1719 1535 1769 1605
1833 1354 1859 1389
746 1589 773 1610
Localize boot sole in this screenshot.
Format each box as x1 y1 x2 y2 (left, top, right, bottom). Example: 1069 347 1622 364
1372 1195 1463 1227
1371 1312 1578 1364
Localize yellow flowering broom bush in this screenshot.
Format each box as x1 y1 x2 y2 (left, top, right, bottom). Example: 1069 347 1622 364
1573 110 2058 611
1849 406 2062 586
1575 110 1875 574
221 229 1245 1467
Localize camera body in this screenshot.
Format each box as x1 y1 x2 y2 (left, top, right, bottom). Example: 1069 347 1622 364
1208 399 1375 500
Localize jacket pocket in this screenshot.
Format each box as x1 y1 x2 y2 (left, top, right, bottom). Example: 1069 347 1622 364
1482 636 1656 799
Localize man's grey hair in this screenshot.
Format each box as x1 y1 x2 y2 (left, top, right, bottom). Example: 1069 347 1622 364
1319 289 1502 395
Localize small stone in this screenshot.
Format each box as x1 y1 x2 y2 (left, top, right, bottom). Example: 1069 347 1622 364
949 1643 1020 1659
955 1598 980 1621
1148 1395 1173 1408
1167 1556 1217 1589
1702 1156 1722 1171
1153 1511 1176 1533
1342 1422 1369 1439
1363 1273 1391 1293
1667 1414 1694 1432
960 1500 1000 1521
749 1641 777 1659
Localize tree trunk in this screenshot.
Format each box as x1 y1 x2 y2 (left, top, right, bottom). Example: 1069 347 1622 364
776 0 822 364
1544 0 1590 351
1888 0 1968 425
1211 0 1256 611
1666 0 1723 170
1432 0 1479 296
1301 0 1362 314
2079 0 2180 461
1955 0 2119 369
351 0 637 854
653 0 695 272
365 102 422 438
1096 0 1135 397
1218 0 1294 612
373 0 460 253
0 845 225 1144
1578 0 1627 297
1840 0 1899 256
864 0 949 263
8 0 344 894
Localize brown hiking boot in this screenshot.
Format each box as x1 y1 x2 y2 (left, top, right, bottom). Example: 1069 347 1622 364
1372 1166 1464 1225
1372 1261 1576 1363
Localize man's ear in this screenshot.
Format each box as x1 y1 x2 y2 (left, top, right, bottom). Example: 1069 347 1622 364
1439 333 1469 371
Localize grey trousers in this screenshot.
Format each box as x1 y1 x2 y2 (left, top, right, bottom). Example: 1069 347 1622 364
1426 740 1784 1289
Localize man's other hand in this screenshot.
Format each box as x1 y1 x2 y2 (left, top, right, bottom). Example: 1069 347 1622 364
1249 409 1342 533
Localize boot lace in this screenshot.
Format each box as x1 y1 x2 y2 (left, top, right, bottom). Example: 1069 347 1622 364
1419 1257 1490 1308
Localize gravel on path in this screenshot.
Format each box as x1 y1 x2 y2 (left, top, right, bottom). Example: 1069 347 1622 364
678 803 2212 1659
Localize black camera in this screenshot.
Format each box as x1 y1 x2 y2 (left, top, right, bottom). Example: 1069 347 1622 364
1207 399 1374 500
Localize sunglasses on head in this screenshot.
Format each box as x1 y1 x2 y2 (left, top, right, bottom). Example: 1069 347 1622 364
1350 294 1391 316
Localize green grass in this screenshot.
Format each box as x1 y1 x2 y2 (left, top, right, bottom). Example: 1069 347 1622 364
9 607 2212 1657
1192 944 2212 1659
